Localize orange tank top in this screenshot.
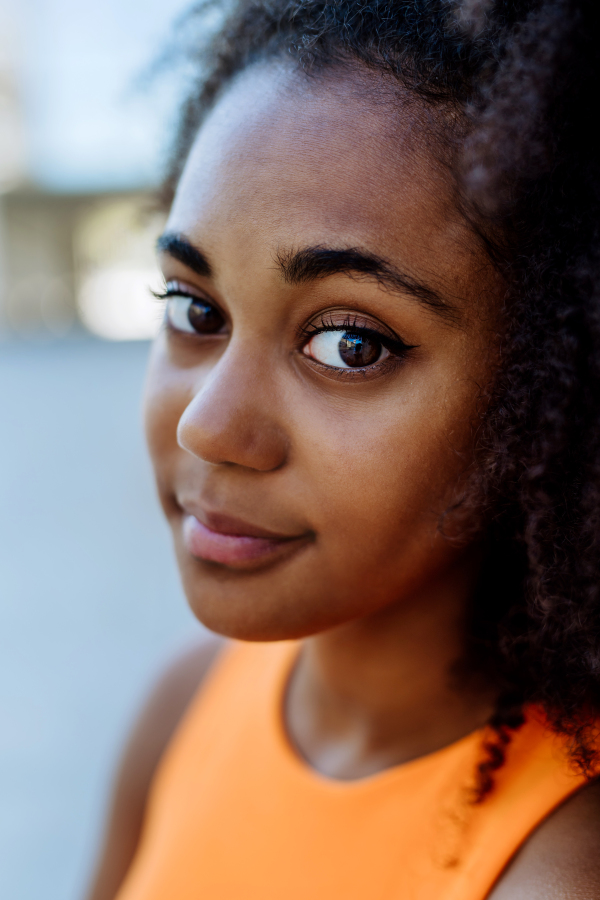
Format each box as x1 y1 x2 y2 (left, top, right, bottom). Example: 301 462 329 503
116 640 587 900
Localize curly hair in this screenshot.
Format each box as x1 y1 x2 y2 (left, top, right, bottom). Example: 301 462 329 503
162 0 600 798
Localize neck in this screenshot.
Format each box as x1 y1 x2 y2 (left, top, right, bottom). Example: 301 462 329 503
285 557 494 780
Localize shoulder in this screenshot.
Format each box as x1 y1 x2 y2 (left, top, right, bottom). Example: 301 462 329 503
85 632 226 900
488 777 600 899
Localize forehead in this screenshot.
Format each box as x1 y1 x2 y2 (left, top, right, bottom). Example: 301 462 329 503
168 63 476 294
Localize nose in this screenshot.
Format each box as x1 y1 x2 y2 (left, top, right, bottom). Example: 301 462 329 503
177 346 289 472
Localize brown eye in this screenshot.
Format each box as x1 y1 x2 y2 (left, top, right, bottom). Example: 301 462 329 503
338 333 381 367
304 329 388 368
166 295 225 335
187 299 224 333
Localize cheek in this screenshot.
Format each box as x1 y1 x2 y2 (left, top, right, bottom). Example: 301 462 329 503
143 350 187 480
295 380 476 554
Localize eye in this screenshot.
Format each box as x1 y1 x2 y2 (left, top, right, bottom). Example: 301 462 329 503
303 329 389 369
164 291 225 335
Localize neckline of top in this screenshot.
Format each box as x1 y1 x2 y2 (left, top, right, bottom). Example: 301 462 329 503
269 640 485 794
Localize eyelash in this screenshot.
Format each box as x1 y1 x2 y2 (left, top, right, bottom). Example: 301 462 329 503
152 286 200 304
299 314 414 356
155 286 414 376
153 283 227 329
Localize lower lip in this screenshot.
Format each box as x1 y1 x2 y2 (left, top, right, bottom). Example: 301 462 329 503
182 515 305 569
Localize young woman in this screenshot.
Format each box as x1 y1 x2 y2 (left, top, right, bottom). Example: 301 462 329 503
87 1 600 897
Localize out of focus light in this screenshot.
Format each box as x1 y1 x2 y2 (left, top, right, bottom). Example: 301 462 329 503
1 0 189 341
7 273 75 336
74 196 166 341
78 267 163 341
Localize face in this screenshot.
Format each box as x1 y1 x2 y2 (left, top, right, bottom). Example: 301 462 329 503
145 64 501 641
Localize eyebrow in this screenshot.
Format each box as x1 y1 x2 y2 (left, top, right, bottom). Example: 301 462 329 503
277 246 459 323
157 232 212 278
157 232 459 323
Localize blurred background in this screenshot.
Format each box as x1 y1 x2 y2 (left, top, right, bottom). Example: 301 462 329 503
0 1 206 897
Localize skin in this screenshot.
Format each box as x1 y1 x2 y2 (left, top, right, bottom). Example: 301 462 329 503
87 64 600 899
147 63 501 763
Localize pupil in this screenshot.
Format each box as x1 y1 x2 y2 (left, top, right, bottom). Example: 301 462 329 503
338 332 380 367
187 300 222 334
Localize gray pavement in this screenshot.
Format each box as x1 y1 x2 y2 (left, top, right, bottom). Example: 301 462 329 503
0 337 201 900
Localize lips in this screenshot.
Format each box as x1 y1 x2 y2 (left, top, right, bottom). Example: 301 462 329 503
181 510 311 569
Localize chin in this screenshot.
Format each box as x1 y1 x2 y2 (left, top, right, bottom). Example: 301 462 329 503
184 593 301 642
178 563 346 643
172 539 320 641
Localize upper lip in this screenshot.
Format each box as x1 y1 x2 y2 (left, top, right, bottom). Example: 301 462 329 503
179 502 307 541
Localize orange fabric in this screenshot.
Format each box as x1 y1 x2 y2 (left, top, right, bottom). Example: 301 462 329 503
117 641 587 900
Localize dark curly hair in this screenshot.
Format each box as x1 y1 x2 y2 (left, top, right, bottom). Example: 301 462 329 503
162 0 600 798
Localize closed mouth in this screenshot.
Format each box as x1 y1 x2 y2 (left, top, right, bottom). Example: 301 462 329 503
180 508 313 570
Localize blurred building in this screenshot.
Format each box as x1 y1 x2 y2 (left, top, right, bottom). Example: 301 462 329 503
0 0 191 342
0 189 166 340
